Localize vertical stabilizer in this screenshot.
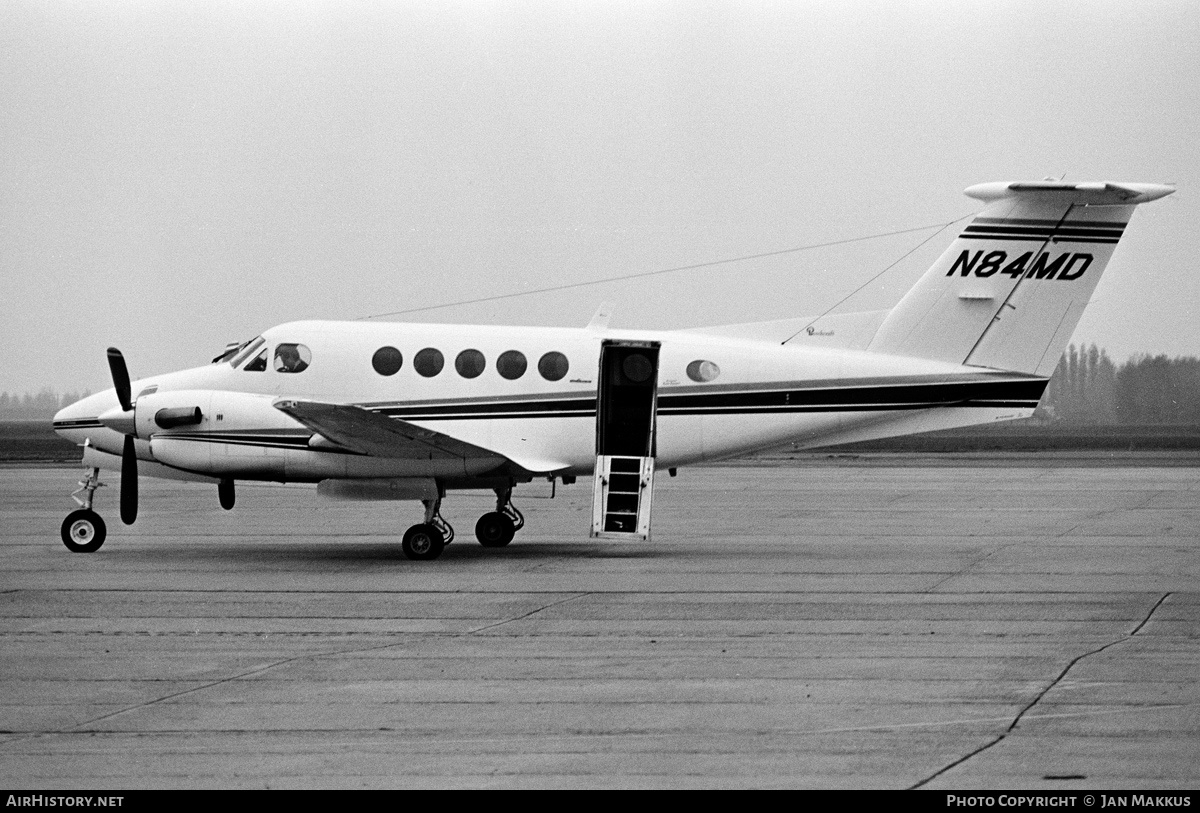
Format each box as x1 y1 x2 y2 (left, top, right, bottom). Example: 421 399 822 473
867 181 1173 377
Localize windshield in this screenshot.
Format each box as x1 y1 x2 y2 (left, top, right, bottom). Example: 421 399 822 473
212 337 259 365
229 336 266 368
212 342 244 364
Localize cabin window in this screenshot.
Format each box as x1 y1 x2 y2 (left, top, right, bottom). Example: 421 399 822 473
496 350 527 380
414 348 444 377
455 349 486 379
273 343 311 373
372 346 403 376
686 359 721 383
538 351 569 381
243 348 268 372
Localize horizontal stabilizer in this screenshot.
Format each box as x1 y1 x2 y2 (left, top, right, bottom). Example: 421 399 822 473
965 181 1175 205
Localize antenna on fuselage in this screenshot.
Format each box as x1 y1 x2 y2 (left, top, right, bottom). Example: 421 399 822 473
586 302 614 332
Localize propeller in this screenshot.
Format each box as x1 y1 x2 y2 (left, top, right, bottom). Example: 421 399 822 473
99 347 205 525
121 434 137 525
107 347 133 413
101 347 137 525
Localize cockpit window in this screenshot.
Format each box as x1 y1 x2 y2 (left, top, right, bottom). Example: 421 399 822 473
243 348 268 372
273 343 311 373
231 337 266 369
212 341 243 364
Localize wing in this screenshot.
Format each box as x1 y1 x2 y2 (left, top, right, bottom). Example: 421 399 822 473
273 398 569 474
274 398 497 459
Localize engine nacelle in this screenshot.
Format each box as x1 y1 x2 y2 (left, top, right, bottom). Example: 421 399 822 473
138 390 490 483
142 390 298 478
154 406 204 429
135 390 213 441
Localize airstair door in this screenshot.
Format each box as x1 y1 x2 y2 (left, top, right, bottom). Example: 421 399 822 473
591 340 660 540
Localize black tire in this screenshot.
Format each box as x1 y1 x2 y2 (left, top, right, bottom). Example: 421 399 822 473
61 509 107 553
475 512 515 547
402 523 445 561
218 478 235 510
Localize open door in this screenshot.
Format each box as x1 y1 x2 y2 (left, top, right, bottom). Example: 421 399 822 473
591 340 660 540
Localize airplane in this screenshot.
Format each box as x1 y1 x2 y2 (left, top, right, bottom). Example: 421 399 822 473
51 180 1174 560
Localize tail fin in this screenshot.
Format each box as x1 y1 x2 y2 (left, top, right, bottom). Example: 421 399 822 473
867 181 1173 376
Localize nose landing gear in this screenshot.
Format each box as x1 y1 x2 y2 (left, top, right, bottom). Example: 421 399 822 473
61 467 107 552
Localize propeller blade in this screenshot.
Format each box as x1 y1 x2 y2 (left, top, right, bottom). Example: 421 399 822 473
107 347 133 412
120 434 138 525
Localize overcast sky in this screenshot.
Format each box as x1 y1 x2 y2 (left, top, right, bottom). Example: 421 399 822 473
2 0 1197 396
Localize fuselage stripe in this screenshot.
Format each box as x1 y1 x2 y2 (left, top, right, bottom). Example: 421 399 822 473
362 379 1047 420
51 419 105 429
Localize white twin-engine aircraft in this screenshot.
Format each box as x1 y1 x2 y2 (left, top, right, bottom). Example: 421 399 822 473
52 180 1173 559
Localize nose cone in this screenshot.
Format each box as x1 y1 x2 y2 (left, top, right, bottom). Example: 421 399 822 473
52 389 119 435
98 404 137 435
53 389 130 458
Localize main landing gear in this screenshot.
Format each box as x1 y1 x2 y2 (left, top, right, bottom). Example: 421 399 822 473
401 496 456 561
61 468 107 552
400 487 526 561
475 487 524 548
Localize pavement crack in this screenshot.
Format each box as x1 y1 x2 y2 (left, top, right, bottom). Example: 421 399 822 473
72 658 302 730
0 656 304 749
0 590 595 748
1128 592 1171 636
924 545 1006 593
468 593 591 634
908 592 1172 789
0 635 442 749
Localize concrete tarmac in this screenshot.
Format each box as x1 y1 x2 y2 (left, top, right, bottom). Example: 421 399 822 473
1 462 1197 789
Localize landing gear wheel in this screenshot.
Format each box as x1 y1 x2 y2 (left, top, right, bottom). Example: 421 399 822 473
61 509 106 553
475 512 515 547
402 523 445 561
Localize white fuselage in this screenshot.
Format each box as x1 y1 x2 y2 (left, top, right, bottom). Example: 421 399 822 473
53 320 1044 486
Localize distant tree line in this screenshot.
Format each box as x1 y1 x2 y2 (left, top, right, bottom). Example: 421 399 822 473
0 390 91 421
1040 344 1200 425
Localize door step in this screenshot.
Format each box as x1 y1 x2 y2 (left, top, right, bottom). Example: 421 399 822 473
591 455 655 540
